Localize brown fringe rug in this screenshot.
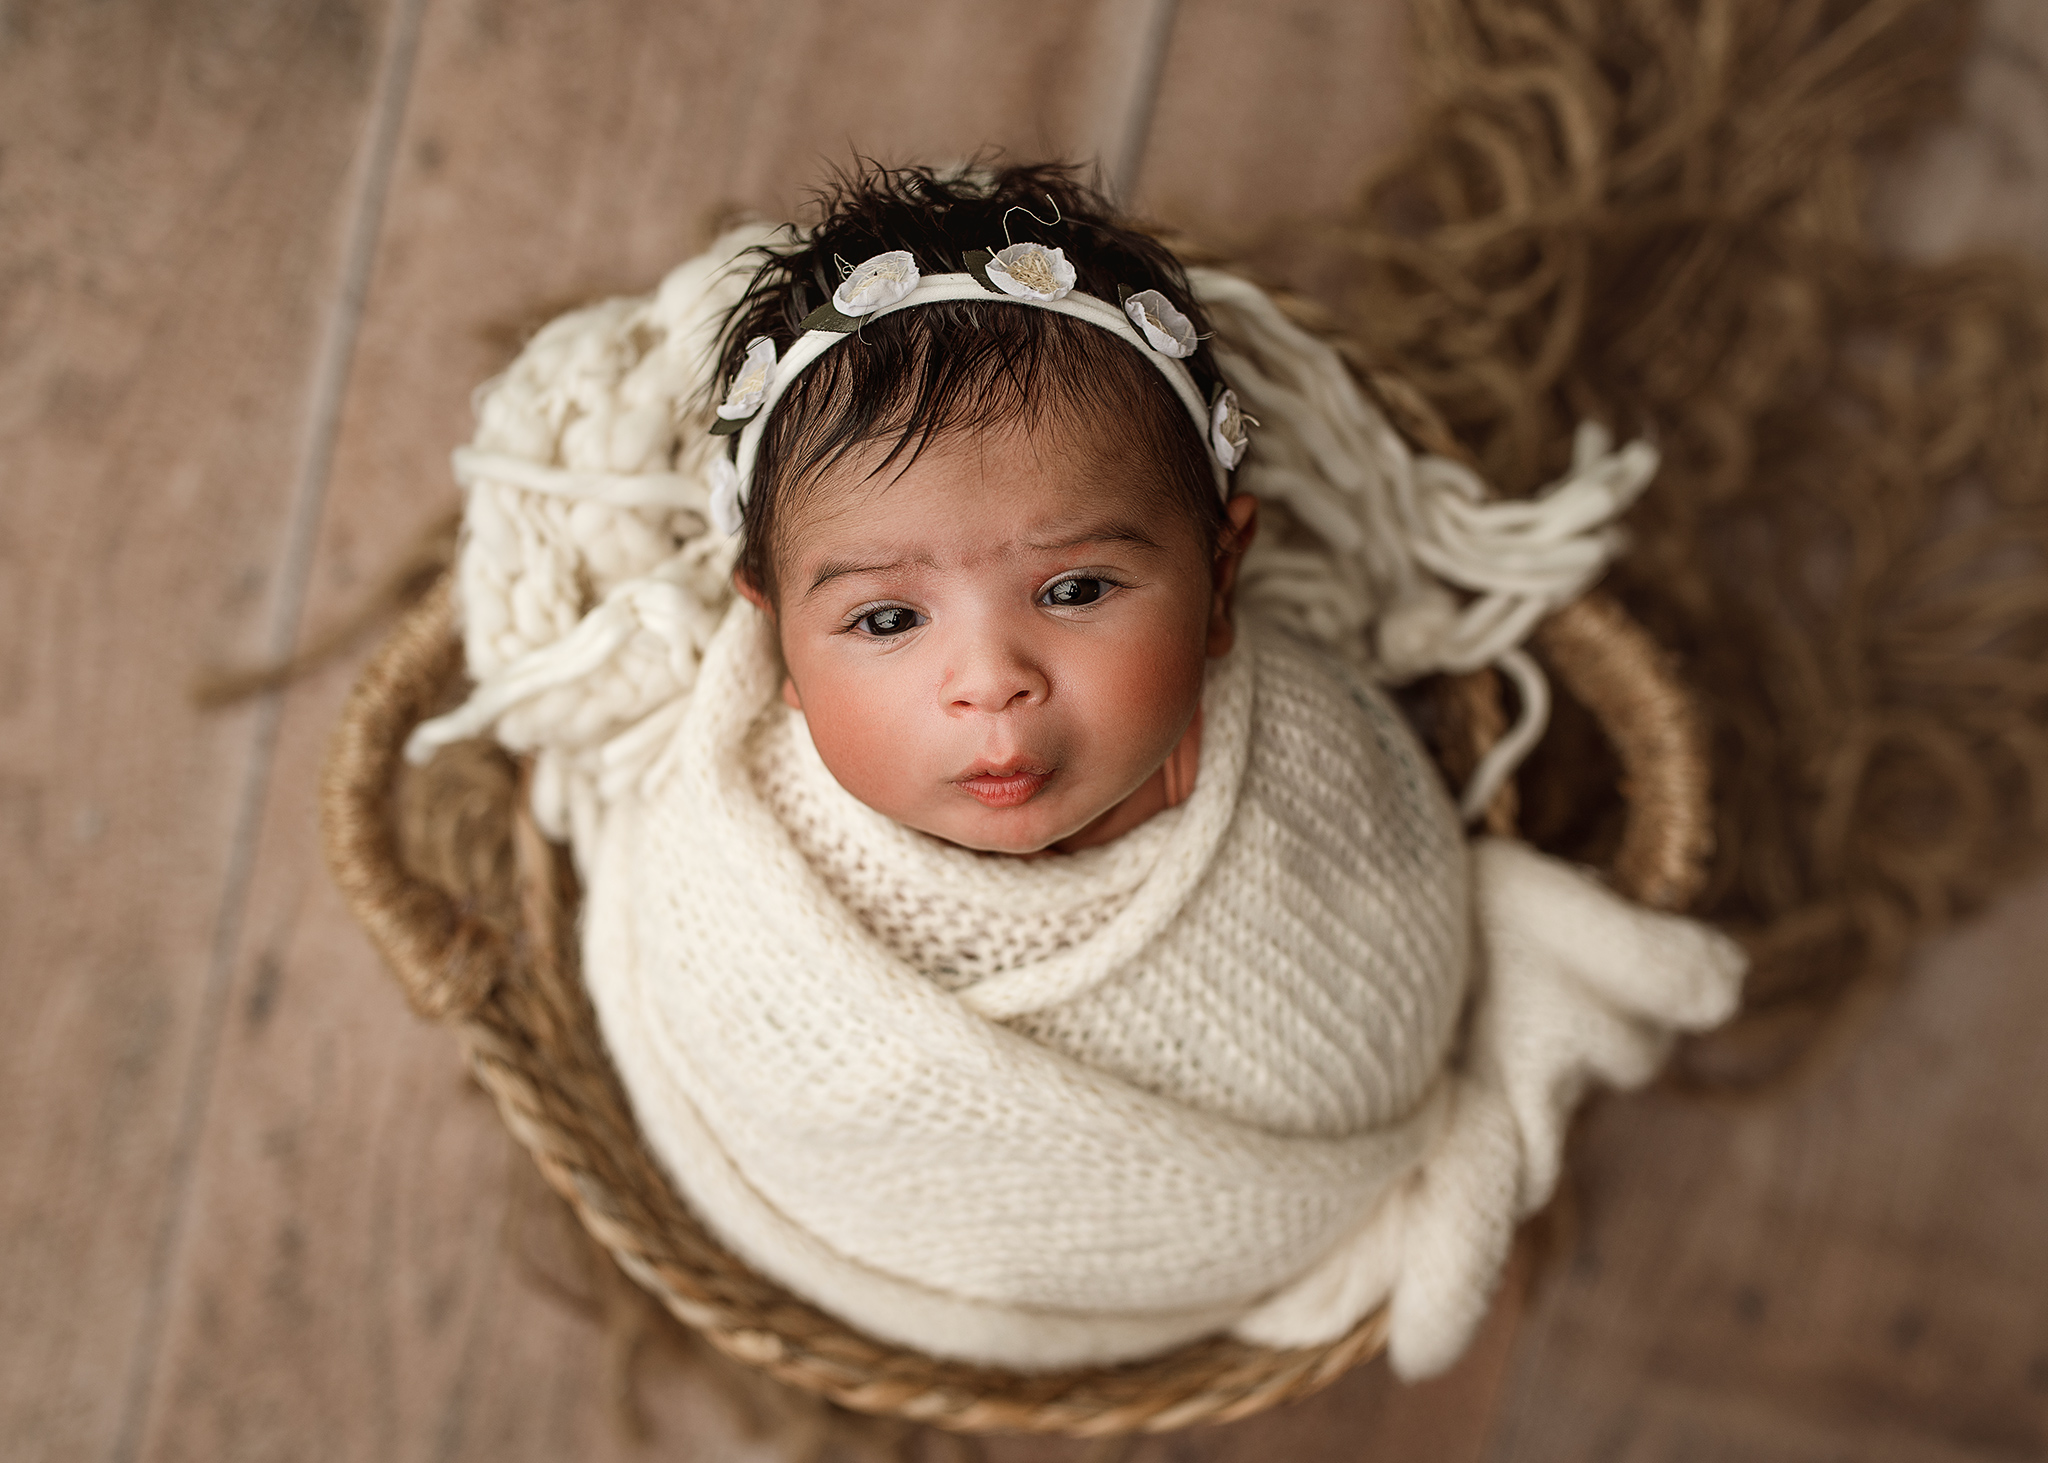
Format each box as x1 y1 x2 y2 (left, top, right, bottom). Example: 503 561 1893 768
1298 0 2048 1086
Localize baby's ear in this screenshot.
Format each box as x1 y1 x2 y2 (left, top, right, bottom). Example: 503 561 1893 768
733 567 773 618
1216 494 1259 579
1208 495 1259 657
781 676 803 711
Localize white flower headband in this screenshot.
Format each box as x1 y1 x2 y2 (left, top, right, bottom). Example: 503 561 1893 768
705 243 1253 536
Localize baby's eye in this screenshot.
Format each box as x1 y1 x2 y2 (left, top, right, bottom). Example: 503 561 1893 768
855 605 924 637
1042 577 1108 608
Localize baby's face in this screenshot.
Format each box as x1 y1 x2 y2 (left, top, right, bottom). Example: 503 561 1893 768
751 419 1247 853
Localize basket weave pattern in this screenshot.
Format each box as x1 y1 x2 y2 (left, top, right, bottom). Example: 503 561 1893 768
320 577 1710 1435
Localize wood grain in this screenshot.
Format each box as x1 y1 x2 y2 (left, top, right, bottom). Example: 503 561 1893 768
12 0 2043 1457
1132 0 1411 259
0 4 401 1460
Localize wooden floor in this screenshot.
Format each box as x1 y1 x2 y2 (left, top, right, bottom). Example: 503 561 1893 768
4 2 2045 1459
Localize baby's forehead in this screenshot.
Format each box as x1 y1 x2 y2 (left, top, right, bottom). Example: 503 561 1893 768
783 415 1189 547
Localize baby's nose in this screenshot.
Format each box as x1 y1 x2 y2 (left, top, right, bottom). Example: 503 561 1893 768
944 638 1049 714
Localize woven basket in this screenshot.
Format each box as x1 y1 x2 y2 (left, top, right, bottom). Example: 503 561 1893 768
319 574 1709 1437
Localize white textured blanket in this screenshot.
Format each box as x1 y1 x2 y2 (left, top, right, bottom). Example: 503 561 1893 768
406 231 1747 1378
583 600 1744 1378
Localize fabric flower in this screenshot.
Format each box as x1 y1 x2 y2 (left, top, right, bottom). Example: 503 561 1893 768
832 251 920 317
716 336 777 420
1210 389 1253 469
708 454 743 537
984 243 1075 302
1124 289 1197 358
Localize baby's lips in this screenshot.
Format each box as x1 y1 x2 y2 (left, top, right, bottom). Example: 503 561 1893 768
956 758 1053 781
955 764 1054 809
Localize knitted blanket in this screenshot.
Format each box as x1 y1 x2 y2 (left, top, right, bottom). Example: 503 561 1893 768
581 600 1744 1378
406 231 1747 1378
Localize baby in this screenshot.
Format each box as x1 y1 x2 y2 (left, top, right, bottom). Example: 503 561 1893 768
418 162 1745 1381
719 174 1255 858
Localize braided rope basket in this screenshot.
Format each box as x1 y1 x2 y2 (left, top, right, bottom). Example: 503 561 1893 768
319 559 1711 1436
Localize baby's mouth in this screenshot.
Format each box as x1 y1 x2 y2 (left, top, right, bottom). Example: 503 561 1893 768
955 762 1054 808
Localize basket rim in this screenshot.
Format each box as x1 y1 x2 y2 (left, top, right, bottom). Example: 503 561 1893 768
319 575 1712 1436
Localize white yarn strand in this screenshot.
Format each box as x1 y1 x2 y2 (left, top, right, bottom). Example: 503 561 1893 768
452 446 713 513
1457 648 1552 824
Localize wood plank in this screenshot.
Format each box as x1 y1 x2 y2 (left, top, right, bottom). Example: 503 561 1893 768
128 4 1205 1459
0 4 404 1460
1131 0 1412 261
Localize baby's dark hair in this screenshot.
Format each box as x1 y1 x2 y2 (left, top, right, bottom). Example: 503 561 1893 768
713 162 1231 601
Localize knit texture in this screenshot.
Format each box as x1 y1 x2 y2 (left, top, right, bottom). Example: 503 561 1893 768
404 232 1748 1379
750 627 1465 1137
583 600 1747 1377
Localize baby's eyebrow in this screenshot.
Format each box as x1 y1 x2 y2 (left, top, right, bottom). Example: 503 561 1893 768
1027 521 1163 553
803 554 937 598
800 522 1159 598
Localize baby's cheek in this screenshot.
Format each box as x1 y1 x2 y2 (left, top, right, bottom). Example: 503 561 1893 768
795 665 935 816
1075 632 1206 770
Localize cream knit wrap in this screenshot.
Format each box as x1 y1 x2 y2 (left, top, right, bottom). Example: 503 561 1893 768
412 228 1747 1378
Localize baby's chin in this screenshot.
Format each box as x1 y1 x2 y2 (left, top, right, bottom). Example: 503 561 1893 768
892 784 1115 856
905 804 1093 856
